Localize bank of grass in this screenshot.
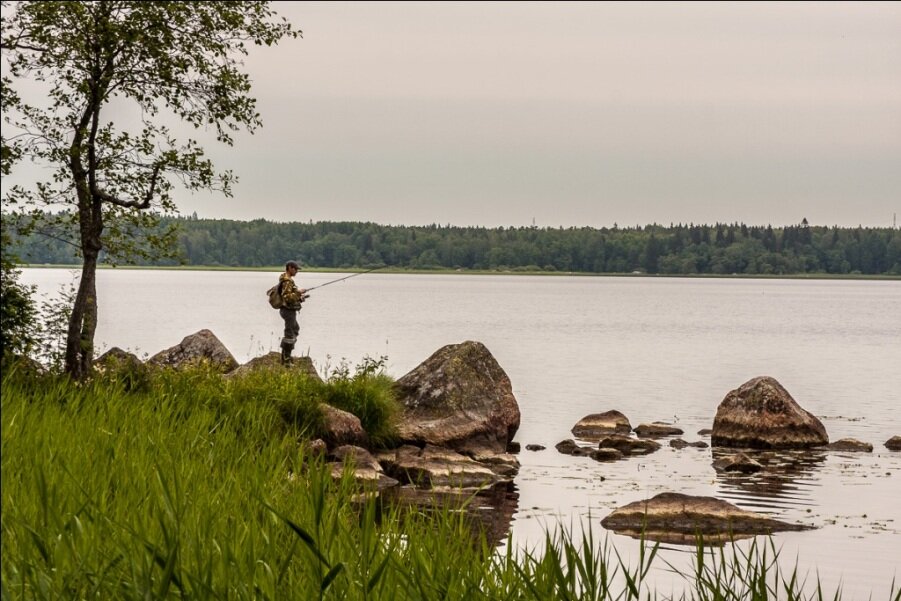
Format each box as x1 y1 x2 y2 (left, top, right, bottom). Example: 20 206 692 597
1 365 894 600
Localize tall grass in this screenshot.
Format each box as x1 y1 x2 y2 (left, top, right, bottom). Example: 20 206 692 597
2 365 897 600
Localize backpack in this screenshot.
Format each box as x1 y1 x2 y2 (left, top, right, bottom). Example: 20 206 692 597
266 281 283 309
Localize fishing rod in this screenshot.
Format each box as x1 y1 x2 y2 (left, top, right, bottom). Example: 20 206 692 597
304 265 387 292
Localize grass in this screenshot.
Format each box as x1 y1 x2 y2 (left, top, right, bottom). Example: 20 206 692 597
2 364 898 600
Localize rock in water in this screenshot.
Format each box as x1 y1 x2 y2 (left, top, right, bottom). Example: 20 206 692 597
571 410 632 438
885 436 901 451
711 376 828 449
394 341 521 455
634 422 684 438
148 329 238 373
600 492 811 544
825 438 873 452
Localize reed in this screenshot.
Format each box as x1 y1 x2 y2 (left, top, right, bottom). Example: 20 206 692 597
1 366 896 600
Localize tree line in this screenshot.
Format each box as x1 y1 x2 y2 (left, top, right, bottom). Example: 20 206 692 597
8 215 901 275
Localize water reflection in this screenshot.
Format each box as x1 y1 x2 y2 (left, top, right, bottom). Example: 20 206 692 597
713 449 826 513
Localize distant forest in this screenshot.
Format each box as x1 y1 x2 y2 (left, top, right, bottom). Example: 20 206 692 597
7 214 901 275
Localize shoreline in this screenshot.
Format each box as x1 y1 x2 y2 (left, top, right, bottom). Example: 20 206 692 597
18 263 901 281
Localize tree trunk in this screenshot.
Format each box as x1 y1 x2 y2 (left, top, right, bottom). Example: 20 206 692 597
64 247 99 379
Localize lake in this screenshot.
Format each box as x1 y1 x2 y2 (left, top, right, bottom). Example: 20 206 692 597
19 268 901 598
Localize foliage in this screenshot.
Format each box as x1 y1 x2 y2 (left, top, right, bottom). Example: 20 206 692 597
4 367 896 599
0 234 38 359
1 1 299 377
8 216 901 276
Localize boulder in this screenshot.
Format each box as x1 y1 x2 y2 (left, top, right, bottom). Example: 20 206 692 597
571 410 632 438
595 434 661 455
320 404 367 447
328 445 399 491
94 347 143 371
525 444 546 452
379 444 503 489
600 492 811 544
712 452 764 473
711 377 828 449
590 448 625 462
670 438 709 449
634 422 684 438
227 353 322 381
885 436 901 451
148 329 238 373
394 341 520 455
825 438 873 452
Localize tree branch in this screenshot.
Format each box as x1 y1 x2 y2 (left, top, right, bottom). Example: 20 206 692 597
92 164 160 209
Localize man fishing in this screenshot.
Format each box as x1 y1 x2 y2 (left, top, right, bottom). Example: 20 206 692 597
278 260 309 365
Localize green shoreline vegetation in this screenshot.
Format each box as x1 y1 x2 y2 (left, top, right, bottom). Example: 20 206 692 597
7 216 901 277
2 361 898 599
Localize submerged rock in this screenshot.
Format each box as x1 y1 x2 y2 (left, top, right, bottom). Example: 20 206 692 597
670 438 709 449
885 436 901 451
572 410 632 438
712 452 764 473
711 376 828 449
148 329 238 373
634 422 684 438
825 438 873 452
590 448 625 462
600 492 811 544
555 439 580 455
394 341 521 455
594 434 661 455
525 444 546 451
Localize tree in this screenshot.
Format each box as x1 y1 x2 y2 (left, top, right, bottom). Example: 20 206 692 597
2 2 298 378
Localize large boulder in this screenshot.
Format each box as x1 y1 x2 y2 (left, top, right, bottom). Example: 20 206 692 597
394 341 520 455
600 492 811 544
711 377 828 449
227 353 322 381
148 329 238 373
571 410 632 438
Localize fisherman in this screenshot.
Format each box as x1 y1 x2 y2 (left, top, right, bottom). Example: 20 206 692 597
278 260 309 364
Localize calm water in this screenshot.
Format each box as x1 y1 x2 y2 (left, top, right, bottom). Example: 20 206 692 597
20 269 901 598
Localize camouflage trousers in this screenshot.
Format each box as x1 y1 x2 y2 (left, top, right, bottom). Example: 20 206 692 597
279 308 300 348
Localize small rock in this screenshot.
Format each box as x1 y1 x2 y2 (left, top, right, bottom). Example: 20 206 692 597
595 434 661 455
571 446 594 457
507 441 521 454
697 428 713 436
379 444 502 489
885 436 901 451
571 410 632 438
670 438 709 449
712 452 764 473
525 444 546 452
825 438 873 452
634 422 684 438
590 448 624 462
320 404 368 447
307 438 328 457
555 439 580 455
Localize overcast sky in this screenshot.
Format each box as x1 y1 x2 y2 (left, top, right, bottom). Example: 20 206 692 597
8 1 901 228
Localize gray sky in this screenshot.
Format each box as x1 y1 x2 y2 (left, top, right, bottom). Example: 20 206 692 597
10 1 901 227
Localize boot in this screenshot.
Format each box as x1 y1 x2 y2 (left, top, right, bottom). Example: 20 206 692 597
280 343 293 365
